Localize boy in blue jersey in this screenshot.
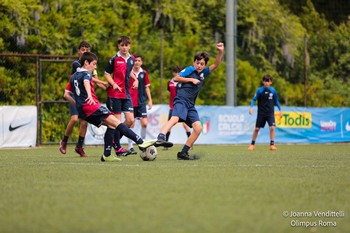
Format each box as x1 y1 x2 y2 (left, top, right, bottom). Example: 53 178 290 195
155 43 225 160
248 74 283 151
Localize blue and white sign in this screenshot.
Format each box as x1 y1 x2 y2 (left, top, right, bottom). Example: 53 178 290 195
85 105 350 145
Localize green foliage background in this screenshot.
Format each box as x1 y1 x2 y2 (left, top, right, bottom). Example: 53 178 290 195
1 0 350 142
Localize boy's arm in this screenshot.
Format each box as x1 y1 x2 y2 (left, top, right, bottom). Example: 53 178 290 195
92 71 108 90
174 74 200 85
92 76 108 90
104 72 122 92
209 42 225 72
130 72 139 89
84 80 95 105
63 80 75 106
249 89 260 115
273 89 283 118
63 90 76 106
145 86 153 110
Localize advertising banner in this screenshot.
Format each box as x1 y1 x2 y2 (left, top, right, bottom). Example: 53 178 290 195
85 105 350 145
0 106 37 148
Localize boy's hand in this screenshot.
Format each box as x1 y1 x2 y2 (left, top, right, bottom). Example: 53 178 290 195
249 108 253 115
216 42 224 51
86 95 96 105
191 78 200 85
132 79 139 89
112 83 122 92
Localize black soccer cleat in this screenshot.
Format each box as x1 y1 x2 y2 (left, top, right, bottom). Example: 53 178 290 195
155 138 173 148
177 151 199 160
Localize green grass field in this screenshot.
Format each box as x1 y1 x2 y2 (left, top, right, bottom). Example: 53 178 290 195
0 144 349 233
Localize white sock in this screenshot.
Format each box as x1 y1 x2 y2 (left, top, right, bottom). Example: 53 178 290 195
128 138 133 149
141 127 147 139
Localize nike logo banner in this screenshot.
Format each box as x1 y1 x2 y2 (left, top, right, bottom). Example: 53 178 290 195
9 122 31 131
0 106 37 147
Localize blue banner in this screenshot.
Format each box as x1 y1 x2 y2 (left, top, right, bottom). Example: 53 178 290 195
85 105 350 145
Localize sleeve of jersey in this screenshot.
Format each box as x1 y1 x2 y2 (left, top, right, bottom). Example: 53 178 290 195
203 67 210 76
84 73 92 82
65 81 72 92
167 81 171 91
179 66 196 77
65 75 73 92
104 57 115 74
144 71 151 87
272 88 282 110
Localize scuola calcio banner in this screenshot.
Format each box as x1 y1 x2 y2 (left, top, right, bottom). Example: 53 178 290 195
85 105 350 145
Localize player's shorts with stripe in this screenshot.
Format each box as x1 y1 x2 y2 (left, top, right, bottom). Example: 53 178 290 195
255 114 275 128
106 97 133 114
85 105 112 127
133 105 147 119
172 100 199 128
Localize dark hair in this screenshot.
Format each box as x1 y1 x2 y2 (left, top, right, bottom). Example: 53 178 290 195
118 36 131 45
79 52 97 65
193 52 210 64
78 41 91 49
133 53 142 59
173 65 181 73
262 74 273 82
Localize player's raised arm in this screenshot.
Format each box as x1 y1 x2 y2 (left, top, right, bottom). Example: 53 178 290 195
209 42 224 72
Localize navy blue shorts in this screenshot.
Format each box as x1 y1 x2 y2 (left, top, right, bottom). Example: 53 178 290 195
172 101 198 128
255 115 275 128
106 97 133 114
134 105 147 119
69 103 78 116
85 105 112 127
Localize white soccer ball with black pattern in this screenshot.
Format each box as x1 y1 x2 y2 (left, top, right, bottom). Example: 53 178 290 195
140 145 158 161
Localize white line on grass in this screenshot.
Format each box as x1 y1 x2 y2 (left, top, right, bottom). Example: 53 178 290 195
31 162 346 169
35 162 142 167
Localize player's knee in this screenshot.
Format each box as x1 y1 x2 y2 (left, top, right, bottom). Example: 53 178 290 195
105 115 119 129
80 120 88 127
141 119 148 128
192 123 202 135
125 119 134 127
70 115 78 123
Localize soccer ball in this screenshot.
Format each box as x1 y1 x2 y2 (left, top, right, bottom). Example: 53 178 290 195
140 145 158 161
